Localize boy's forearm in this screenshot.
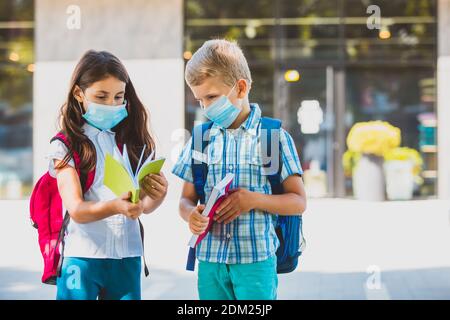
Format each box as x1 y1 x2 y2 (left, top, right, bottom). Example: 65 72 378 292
180 197 196 222
251 192 306 216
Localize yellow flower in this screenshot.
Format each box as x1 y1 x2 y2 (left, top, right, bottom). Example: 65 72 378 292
342 150 361 177
384 147 423 176
346 121 401 157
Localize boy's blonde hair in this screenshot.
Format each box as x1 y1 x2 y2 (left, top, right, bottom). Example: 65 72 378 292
185 39 252 87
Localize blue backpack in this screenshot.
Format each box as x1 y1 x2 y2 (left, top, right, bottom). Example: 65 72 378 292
188 117 306 273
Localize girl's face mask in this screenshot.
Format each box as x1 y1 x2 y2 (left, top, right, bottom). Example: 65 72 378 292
201 83 242 129
78 94 128 131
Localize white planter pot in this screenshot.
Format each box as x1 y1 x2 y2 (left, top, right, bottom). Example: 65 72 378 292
384 160 414 200
352 155 385 201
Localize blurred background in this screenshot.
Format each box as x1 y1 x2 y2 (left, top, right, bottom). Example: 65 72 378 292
1 0 450 300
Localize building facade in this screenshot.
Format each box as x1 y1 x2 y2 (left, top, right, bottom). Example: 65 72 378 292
0 0 449 200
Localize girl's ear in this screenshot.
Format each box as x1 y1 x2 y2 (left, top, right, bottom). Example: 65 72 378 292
72 85 84 103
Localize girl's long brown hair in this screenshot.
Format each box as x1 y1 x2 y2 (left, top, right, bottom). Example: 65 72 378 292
56 50 155 175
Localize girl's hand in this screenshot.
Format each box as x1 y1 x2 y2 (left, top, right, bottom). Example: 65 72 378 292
189 204 209 235
114 192 144 220
214 188 255 224
141 172 168 201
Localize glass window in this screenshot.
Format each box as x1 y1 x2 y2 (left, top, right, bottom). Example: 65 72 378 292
184 0 438 198
278 1 341 62
346 67 437 197
0 0 34 199
281 67 330 197
184 0 276 131
344 0 437 63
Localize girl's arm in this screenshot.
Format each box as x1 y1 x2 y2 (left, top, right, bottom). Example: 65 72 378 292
139 194 163 214
54 160 143 224
139 172 168 214
215 175 307 224
139 191 165 214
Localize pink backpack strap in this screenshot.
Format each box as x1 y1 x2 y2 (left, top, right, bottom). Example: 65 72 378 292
51 132 95 192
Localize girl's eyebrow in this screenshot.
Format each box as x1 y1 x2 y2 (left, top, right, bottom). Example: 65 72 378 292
95 90 125 95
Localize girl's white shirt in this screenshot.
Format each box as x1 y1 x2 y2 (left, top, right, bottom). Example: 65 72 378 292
46 123 143 259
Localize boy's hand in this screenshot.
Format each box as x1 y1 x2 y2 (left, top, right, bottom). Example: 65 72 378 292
214 188 254 224
115 191 144 220
189 204 209 235
141 172 168 201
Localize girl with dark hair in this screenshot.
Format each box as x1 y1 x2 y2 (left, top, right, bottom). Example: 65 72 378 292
49 50 168 300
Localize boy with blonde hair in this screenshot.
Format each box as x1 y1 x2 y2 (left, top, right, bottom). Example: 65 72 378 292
172 39 306 300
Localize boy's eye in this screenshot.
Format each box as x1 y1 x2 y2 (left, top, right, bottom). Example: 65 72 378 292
206 95 217 100
96 96 107 100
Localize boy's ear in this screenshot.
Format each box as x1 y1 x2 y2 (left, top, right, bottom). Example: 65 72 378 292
237 79 249 99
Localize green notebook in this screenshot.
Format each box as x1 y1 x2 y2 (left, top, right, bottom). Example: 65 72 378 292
103 144 165 203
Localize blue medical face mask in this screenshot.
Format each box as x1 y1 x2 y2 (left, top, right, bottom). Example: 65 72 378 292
80 97 128 131
202 84 242 129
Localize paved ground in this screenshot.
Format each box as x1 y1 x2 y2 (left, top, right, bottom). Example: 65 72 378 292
1 198 450 300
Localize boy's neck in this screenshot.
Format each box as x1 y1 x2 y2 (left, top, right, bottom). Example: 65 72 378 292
228 102 251 129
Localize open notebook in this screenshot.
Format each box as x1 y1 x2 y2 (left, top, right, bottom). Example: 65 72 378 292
103 144 165 203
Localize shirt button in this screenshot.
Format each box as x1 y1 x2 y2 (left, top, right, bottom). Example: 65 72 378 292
229 165 233 171
226 233 231 239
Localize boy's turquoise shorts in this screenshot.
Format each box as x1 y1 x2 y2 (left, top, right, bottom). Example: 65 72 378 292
197 255 278 300
56 257 141 300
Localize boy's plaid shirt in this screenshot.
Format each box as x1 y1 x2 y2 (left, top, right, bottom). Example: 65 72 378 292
172 104 303 264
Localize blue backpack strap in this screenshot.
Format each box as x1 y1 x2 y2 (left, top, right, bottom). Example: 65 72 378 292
187 121 214 271
260 117 283 194
191 121 214 204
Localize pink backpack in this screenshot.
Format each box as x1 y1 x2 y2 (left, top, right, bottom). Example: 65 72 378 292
29 132 149 285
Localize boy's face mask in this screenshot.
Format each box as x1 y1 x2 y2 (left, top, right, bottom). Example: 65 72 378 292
201 83 242 129
79 94 128 131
